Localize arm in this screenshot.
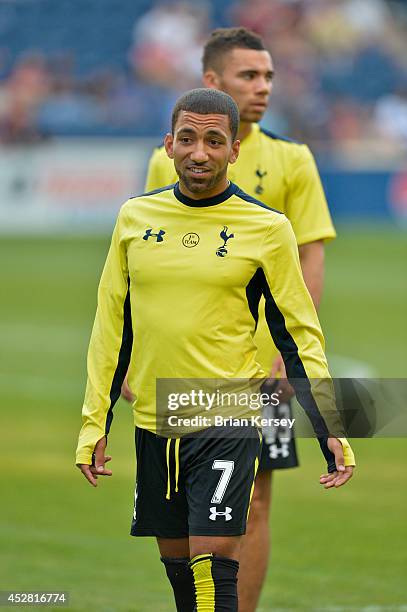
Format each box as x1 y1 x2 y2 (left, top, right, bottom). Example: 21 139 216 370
270 240 324 384
298 240 324 310
260 216 355 483
270 146 331 380
76 206 133 482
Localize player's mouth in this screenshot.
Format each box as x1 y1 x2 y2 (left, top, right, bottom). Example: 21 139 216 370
187 166 211 177
251 101 268 110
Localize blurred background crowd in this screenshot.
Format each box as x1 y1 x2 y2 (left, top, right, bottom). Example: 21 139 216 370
1 0 407 154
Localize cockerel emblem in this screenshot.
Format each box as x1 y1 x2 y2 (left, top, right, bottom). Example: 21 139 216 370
216 226 234 257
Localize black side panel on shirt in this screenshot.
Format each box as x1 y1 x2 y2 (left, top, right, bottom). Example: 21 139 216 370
105 281 133 435
245 268 264 329
258 267 330 438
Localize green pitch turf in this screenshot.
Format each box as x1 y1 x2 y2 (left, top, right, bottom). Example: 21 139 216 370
1 227 406 611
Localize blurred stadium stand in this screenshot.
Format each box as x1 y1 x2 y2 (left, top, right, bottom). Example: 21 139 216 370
1 0 407 230
1 0 407 147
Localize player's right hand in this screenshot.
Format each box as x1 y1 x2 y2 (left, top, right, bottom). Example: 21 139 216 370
77 436 112 487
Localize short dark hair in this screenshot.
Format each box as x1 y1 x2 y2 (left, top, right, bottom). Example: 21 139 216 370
171 88 240 141
202 27 266 73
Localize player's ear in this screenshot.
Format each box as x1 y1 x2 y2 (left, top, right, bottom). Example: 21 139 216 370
164 133 174 159
229 140 240 165
203 70 220 89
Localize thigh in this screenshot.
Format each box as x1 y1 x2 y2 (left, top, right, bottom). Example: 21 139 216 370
184 426 262 537
130 428 189 538
157 537 190 557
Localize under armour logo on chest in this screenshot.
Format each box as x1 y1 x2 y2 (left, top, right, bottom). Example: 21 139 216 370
143 229 166 242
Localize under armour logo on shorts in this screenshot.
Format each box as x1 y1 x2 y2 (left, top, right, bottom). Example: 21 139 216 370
209 506 232 521
269 443 290 459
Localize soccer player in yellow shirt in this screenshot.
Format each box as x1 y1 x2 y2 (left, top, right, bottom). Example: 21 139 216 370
77 88 354 612
132 28 337 611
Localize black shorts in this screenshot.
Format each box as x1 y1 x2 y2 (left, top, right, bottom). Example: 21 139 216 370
259 401 299 471
131 425 262 538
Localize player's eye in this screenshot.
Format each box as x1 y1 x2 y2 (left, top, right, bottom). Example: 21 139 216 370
180 137 192 143
209 139 221 146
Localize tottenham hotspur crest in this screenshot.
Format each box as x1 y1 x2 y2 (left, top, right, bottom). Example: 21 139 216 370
255 167 267 195
216 226 234 257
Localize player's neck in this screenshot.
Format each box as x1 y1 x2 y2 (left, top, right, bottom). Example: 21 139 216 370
178 177 230 201
237 121 254 142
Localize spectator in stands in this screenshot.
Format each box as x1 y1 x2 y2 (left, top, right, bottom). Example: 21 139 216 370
1 0 407 150
0 52 50 143
129 0 209 90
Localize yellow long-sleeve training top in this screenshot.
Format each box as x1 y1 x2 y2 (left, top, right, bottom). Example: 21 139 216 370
76 181 354 469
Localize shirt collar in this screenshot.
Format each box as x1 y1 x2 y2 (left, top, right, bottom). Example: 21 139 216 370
174 181 238 207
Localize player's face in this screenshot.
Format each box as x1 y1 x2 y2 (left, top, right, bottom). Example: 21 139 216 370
204 48 274 124
165 111 240 197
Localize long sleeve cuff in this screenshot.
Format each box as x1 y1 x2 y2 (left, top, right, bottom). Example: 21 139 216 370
76 423 106 465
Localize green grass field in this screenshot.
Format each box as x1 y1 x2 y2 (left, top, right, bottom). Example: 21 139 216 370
1 227 406 611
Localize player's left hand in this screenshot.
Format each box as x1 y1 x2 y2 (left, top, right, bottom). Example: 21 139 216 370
319 437 354 489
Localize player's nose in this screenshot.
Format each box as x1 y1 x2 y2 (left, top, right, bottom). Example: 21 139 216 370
190 143 209 163
255 76 271 95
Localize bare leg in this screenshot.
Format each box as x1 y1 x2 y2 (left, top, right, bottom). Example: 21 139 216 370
189 535 242 561
238 470 272 612
157 537 190 558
